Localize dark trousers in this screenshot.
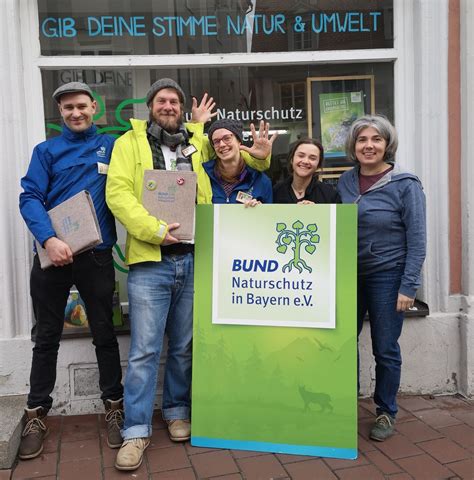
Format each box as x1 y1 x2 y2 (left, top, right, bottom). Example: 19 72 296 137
27 249 123 411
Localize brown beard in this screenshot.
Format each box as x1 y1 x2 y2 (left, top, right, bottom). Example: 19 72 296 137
149 109 184 133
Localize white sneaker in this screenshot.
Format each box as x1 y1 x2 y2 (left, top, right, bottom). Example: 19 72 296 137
115 437 150 471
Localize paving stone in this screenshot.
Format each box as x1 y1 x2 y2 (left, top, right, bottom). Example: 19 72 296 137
60 419 99 442
148 428 175 450
57 458 101 479
274 453 315 464
104 463 148 479
396 453 455 480
398 396 435 412
186 443 216 455
438 424 474 447
358 405 375 418
45 416 63 429
59 437 100 462
358 397 375 410
206 475 243 480
147 445 191 473
236 454 288 480
357 435 377 453
323 452 369 470
365 450 403 475
396 407 417 424
358 416 377 440
412 409 463 429
445 458 474 480
451 411 474 428
152 414 168 431
373 433 423 460
0 470 11 480
8 396 474 480
42 423 61 455
61 413 98 425
150 467 197 480
11 453 57 479
285 458 337 480
231 449 267 459
427 395 473 411
335 464 385 480
395 419 444 443
190 450 239 478
417 437 471 464
101 442 118 468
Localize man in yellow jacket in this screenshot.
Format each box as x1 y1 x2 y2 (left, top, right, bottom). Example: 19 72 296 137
106 78 274 471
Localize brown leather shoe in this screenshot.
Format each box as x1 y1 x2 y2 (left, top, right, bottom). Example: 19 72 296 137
104 398 124 448
166 419 191 442
18 407 49 460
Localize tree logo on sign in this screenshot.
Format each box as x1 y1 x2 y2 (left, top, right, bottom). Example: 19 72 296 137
275 221 320 273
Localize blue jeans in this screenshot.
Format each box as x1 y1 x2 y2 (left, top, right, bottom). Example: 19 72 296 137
357 266 405 418
122 253 193 440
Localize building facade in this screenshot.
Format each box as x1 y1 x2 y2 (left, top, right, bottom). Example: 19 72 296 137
0 0 472 414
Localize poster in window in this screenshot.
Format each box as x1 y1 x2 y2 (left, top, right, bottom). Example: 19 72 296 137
319 91 365 158
307 75 375 176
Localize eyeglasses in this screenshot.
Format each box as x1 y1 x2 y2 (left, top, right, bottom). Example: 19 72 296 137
211 134 234 147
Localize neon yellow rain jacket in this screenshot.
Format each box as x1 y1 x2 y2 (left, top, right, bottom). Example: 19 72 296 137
106 119 269 265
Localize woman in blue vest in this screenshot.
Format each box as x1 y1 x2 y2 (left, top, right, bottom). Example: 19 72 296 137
203 119 273 205
337 115 426 442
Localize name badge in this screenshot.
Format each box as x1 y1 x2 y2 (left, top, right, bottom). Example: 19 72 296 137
236 191 253 203
182 144 197 158
97 162 109 174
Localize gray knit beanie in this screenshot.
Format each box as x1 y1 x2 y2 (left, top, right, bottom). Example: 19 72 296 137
208 119 243 144
146 78 186 106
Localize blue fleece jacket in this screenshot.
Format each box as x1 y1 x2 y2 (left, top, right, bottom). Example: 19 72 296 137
203 160 273 204
337 163 426 298
19 124 117 249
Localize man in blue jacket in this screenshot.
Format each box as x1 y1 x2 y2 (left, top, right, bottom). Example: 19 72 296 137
18 82 124 460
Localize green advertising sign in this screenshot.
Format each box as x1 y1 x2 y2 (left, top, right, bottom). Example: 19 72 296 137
192 204 358 459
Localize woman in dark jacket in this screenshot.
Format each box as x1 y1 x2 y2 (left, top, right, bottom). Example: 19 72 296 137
273 138 340 204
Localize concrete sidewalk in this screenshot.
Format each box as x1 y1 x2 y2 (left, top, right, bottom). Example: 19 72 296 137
4 394 473 480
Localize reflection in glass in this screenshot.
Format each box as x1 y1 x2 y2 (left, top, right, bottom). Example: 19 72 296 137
42 62 393 184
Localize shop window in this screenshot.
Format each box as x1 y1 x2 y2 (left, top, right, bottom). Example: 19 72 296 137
42 62 393 185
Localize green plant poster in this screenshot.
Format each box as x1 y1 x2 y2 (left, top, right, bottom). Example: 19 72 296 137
192 204 358 459
319 91 365 157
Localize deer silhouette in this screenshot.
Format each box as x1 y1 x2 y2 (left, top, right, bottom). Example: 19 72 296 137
298 385 333 413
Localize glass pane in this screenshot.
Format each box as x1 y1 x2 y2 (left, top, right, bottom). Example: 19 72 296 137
42 62 394 184
38 0 393 55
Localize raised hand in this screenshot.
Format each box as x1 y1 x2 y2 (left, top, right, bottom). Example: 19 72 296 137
191 93 217 123
239 121 278 160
